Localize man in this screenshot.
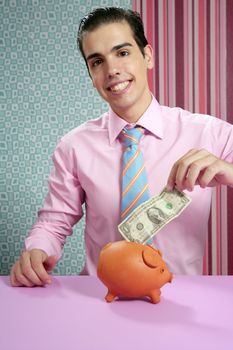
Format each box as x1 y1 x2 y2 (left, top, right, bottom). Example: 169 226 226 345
10 7 233 287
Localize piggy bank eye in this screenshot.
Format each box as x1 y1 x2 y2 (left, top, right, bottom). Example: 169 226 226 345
160 268 164 273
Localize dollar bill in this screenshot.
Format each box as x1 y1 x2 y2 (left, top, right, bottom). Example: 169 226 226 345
118 187 192 244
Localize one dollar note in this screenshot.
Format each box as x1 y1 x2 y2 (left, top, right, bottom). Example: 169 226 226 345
118 187 192 244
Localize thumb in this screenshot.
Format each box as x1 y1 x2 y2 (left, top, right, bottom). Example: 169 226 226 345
43 255 58 272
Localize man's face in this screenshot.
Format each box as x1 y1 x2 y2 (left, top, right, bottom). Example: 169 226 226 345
82 21 154 122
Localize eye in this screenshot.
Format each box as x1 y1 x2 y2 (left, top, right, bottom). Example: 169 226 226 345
91 58 103 67
119 50 129 57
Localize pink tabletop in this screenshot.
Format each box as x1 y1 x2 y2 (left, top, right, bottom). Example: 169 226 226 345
1 275 233 350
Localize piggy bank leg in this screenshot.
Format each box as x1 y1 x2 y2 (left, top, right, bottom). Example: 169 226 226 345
149 289 161 304
105 290 117 303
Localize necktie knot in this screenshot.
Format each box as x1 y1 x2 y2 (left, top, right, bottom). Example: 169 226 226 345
122 127 144 148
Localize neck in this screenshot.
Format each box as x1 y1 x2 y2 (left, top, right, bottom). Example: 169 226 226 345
114 94 152 124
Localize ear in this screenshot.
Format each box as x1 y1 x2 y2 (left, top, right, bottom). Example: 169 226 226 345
142 247 160 268
144 44 154 70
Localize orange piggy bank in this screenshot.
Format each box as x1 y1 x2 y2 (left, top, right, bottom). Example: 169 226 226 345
97 241 173 304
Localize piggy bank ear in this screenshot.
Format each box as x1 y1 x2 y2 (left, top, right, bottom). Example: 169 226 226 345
157 249 162 257
142 248 160 268
149 246 163 257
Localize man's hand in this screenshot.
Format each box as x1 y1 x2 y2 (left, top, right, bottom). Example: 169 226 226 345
10 249 58 287
167 149 233 192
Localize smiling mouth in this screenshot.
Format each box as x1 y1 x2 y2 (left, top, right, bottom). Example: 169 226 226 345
108 80 131 92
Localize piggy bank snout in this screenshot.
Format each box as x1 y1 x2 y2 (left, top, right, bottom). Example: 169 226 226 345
160 267 173 283
156 265 173 283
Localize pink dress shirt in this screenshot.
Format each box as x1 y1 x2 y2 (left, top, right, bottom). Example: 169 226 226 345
25 96 233 275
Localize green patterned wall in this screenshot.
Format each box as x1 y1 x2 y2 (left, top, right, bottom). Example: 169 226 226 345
0 0 131 275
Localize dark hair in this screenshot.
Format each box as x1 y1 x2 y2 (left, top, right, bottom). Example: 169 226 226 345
77 7 148 62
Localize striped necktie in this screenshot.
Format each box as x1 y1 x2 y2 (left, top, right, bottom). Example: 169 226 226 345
120 126 150 220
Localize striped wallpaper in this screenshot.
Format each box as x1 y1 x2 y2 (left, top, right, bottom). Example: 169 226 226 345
132 0 233 275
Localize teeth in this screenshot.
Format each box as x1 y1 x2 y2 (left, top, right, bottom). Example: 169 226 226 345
110 81 129 92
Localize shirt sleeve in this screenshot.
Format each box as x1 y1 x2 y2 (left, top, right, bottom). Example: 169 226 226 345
24 139 85 258
210 117 233 163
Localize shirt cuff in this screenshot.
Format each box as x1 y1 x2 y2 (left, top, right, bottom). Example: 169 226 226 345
24 236 63 259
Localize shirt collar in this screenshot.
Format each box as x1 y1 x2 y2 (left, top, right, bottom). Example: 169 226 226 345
108 95 164 145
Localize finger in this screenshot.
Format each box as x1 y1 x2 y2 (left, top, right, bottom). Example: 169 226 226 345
15 260 35 287
43 255 58 272
30 251 55 284
167 149 200 190
198 159 221 187
184 155 218 190
10 263 24 287
174 150 210 190
20 251 44 286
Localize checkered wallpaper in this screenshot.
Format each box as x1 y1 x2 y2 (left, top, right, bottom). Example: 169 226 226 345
0 0 131 275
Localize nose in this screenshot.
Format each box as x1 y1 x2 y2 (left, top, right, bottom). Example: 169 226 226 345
106 58 120 78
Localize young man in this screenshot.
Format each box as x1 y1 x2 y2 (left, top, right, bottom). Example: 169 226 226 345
10 7 233 287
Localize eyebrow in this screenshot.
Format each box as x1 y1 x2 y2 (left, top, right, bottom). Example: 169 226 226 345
86 42 133 62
